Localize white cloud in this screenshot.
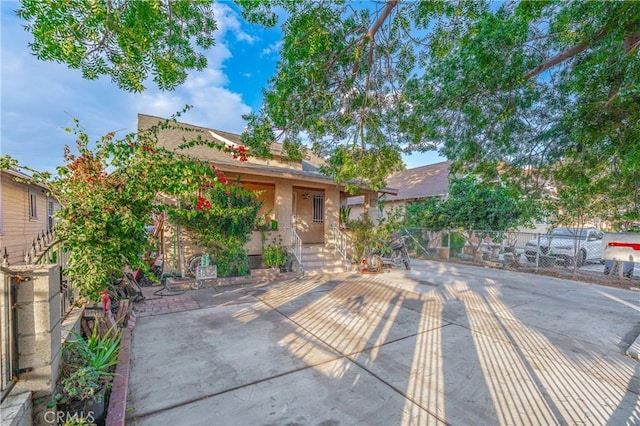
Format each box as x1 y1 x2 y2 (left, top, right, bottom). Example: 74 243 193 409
186 86 252 133
212 2 256 44
1 1 261 173
132 3 255 133
262 40 283 56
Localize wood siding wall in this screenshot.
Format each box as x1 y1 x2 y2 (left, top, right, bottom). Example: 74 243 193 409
0 172 60 265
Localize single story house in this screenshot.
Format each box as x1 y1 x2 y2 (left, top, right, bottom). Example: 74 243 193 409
138 114 397 271
347 160 452 220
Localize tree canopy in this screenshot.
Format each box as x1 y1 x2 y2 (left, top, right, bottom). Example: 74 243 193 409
16 0 640 222
404 175 531 232
17 0 217 91
238 0 639 216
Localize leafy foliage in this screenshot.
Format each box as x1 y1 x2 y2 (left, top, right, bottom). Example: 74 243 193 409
262 235 291 268
15 0 640 229
347 210 404 261
404 175 534 256
57 322 121 407
239 0 640 218
1 108 255 299
405 175 532 232
66 323 122 376
17 0 217 91
214 246 250 277
58 366 103 404
167 184 262 277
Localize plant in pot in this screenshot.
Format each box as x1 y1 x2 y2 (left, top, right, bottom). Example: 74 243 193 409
339 205 352 230
263 236 293 272
54 323 122 425
56 366 107 423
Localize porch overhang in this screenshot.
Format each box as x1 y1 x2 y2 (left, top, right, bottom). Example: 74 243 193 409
214 159 398 196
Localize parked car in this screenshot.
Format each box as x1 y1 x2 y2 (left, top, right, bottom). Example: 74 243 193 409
524 227 604 267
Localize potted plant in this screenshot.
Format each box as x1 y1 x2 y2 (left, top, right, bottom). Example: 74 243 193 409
54 322 122 424
263 236 293 272
56 366 107 424
339 206 352 230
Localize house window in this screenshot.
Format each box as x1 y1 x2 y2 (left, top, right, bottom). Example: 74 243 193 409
29 191 38 220
48 199 55 230
313 195 324 223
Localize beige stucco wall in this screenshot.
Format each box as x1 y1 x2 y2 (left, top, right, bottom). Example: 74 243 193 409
161 172 345 275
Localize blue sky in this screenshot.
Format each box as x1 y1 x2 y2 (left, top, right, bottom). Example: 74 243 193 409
1 0 443 174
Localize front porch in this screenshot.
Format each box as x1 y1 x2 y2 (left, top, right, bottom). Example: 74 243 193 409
174 173 384 277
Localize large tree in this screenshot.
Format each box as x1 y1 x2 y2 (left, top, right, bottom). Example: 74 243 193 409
238 1 639 204
404 175 534 256
17 0 217 91
17 1 640 218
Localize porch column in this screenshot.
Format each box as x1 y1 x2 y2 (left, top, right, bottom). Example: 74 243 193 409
325 186 340 243
275 180 293 243
364 190 380 224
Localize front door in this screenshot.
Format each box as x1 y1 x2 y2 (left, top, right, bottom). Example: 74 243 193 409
293 188 325 244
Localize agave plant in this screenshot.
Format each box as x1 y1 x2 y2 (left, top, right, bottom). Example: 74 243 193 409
65 322 122 376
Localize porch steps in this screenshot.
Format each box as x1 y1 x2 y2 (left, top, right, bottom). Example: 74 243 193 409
301 244 350 275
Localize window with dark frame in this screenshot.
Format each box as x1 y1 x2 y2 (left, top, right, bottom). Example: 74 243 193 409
313 194 324 223
29 191 38 220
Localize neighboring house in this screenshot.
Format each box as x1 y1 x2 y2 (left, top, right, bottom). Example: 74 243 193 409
347 160 452 220
0 169 61 265
138 114 396 269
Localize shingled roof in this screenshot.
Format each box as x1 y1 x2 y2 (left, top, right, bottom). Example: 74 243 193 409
138 113 397 194
384 160 451 201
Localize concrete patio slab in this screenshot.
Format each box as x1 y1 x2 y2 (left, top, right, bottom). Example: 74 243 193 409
129 357 445 426
126 299 344 420
497 284 639 351
125 259 640 425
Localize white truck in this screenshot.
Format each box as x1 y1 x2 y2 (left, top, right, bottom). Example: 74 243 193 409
602 232 640 278
524 227 604 267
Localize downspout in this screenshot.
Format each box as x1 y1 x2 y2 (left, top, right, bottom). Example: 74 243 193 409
0 172 4 251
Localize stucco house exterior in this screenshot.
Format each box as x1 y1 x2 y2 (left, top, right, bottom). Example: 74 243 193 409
138 114 396 272
0 169 61 265
347 160 452 220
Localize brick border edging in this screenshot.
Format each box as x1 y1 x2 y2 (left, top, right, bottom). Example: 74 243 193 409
105 311 137 426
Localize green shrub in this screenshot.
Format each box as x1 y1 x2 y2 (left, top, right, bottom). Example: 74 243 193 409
215 247 249 277
442 232 466 256
262 236 291 268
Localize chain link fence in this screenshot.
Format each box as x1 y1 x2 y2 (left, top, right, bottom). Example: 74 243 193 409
403 228 613 275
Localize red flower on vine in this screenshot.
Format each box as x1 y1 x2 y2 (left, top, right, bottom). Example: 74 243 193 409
215 170 229 184
195 196 212 211
226 144 249 162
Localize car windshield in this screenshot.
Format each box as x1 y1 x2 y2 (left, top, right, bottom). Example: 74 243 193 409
551 228 587 238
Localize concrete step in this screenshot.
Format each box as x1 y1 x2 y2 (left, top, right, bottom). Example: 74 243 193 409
303 266 350 275
301 245 333 255
300 245 349 274
302 260 344 268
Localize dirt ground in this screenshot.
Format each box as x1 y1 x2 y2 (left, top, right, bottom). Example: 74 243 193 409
444 258 640 291
520 267 640 291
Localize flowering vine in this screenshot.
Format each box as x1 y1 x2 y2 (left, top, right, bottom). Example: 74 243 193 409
0 108 260 299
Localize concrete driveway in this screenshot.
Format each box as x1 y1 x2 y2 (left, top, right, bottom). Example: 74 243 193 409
126 260 640 425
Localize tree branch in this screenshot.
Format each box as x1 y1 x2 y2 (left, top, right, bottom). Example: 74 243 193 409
86 0 113 56
350 0 398 80
523 26 610 80
605 30 639 106
366 0 398 41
